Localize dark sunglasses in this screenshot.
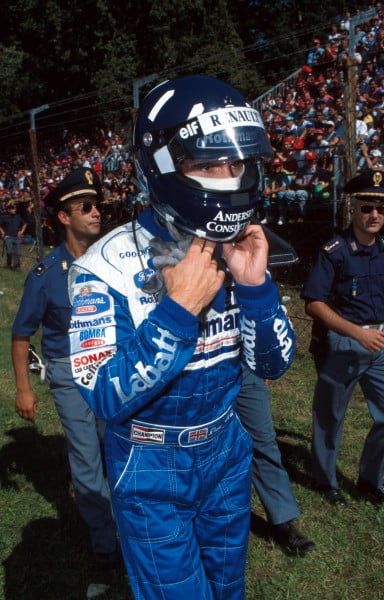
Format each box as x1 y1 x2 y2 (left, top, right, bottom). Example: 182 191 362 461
360 204 384 214
66 200 99 214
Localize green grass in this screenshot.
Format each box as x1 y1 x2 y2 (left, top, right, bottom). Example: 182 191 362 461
1 249 384 599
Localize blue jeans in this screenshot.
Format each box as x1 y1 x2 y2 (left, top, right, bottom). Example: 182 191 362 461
277 190 308 223
4 235 21 268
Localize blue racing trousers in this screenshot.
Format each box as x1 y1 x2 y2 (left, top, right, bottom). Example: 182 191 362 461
104 409 253 600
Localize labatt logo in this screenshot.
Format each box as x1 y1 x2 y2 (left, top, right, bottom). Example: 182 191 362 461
123 327 179 402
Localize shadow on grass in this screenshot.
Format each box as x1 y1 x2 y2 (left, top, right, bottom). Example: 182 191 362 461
4 517 88 600
0 427 130 599
274 427 356 496
1 426 71 503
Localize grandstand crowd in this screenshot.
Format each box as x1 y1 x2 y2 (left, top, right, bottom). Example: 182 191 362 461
257 3 384 224
2 3 384 241
0 126 142 245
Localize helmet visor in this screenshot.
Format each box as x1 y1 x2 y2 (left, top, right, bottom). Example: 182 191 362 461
153 106 272 174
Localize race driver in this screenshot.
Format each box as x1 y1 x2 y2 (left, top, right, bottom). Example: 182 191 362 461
68 74 296 600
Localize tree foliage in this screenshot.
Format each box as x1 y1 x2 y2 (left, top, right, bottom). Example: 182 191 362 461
232 0 361 86
0 0 364 129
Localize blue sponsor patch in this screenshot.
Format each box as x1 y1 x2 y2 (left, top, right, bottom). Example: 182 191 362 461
134 268 155 289
73 284 110 316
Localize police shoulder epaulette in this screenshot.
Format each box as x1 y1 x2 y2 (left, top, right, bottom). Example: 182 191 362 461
33 254 58 276
322 238 344 253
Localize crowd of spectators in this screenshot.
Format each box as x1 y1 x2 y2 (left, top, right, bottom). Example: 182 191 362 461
257 2 384 224
2 4 384 239
0 125 142 246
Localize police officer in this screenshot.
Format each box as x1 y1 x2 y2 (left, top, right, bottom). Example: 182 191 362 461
0 200 26 269
302 170 384 507
11 168 119 570
237 367 315 555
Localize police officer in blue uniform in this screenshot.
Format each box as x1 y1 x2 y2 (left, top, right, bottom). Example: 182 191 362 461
11 168 119 570
0 200 27 269
237 367 315 555
302 170 384 506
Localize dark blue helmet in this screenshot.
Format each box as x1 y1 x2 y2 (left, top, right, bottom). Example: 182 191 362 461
134 74 272 241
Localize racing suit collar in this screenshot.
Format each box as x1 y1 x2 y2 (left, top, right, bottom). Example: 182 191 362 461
137 207 173 242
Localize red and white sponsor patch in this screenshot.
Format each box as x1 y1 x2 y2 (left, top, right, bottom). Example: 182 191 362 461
80 339 105 348
131 425 165 444
76 305 97 314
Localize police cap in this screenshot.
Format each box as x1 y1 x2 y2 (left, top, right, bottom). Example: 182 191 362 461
44 167 102 209
344 170 384 201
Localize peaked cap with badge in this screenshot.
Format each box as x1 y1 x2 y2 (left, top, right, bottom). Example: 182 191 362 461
344 170 384 201
44 167 103 210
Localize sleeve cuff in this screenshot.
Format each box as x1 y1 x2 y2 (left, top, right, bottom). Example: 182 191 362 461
151 295 199 340
235 277 280 318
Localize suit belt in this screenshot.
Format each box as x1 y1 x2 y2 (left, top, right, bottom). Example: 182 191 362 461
124 405 236 447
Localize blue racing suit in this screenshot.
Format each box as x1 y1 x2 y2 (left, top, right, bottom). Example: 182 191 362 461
68 208 295 600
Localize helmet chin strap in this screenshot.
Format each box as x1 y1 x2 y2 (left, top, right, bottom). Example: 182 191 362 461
154 211 193 243
141 214 194 299
142 214 227 319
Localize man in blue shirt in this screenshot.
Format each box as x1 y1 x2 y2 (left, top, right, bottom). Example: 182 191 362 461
306 38 325 66
0 201 26 270
302 170 384 507
11 168 119 575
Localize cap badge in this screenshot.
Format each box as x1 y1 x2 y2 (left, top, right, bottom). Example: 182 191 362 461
85 170 94 185
373 171 383 187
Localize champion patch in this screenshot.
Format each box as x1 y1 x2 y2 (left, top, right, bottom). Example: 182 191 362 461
131 425 165 444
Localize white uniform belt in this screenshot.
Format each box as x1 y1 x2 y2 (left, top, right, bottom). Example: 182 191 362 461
128 405 235 447
362 323 384 331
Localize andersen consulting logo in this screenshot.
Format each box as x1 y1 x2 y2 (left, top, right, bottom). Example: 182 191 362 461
206 209 253 235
